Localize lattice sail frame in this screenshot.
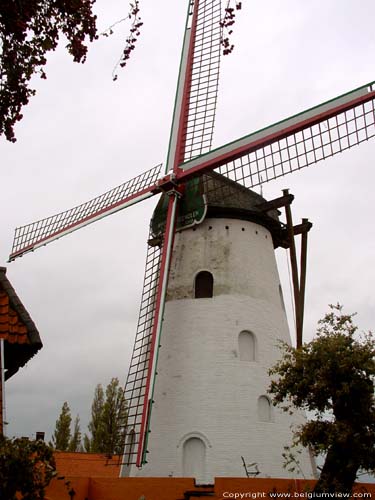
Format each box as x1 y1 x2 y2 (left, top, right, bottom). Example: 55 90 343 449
180 82 375 191
215 89 375 190
10 164 162 260
121 230 163 467
182 0 222 161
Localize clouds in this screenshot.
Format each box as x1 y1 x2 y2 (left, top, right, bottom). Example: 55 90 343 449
1 0 374 445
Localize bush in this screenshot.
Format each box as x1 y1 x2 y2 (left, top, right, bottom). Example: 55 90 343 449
0 436 56 499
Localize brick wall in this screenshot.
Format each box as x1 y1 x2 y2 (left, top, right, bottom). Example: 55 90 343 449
54 452 121 477
45 477 375 500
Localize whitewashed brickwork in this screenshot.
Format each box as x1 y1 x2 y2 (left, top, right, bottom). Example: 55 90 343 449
131 217 316 482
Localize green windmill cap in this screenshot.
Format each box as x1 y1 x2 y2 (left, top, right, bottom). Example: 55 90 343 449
151 172 281 240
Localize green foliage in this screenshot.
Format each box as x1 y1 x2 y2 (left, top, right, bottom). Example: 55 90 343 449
52 402 82 452
68 415 82 452
0 436 56 500
101 376 128 455
84 382 105 453
84 377 127 455
281 444 305 478
111 0 143 81
51 401 72 451
0 0 97 142
220 1 242 55
269 304 375 492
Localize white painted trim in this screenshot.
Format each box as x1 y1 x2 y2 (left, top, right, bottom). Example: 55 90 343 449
177 431 212 449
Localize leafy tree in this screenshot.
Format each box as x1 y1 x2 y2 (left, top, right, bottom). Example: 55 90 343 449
51 402 82 452
84 382 104 453
0 0 148 142
101 377 128 455
84 377 127 455
68 415 82 452
51 401 71 451
0 436 56 500
0 0 97 142
269 304 375 493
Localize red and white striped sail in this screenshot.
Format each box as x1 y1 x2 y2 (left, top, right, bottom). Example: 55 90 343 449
179 82 375 188
9 164 163 261
121 230 163 467
181 0 222 161
165 0 223 173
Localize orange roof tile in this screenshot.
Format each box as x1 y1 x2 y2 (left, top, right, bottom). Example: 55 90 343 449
0 290 29 344
0 267 42 379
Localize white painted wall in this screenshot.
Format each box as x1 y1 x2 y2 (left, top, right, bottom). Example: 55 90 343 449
130 216 316 482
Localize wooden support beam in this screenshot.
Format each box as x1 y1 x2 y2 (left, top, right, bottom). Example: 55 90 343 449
278 220 312 248
299 218 309 347
283 189 301 348
255 193 294 212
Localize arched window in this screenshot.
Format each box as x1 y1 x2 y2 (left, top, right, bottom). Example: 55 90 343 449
194 271 214 298
258 395 272 422
238 330 256 361
183 437 206 479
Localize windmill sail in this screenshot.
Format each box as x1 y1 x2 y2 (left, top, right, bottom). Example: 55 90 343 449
122 0 224 469
121 193 178 469
9 163 163 261
166 0 222 172
182 0 222 161
121 230 163 469
180 81 375 189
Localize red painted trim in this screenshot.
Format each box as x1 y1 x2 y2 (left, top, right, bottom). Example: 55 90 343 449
9 184 159 261
136 195 177 467
176 89 375 182
172 0 200 173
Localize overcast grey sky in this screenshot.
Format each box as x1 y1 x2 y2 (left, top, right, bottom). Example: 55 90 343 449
1 0 374 448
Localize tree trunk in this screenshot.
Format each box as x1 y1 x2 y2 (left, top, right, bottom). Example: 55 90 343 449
313 444 359 493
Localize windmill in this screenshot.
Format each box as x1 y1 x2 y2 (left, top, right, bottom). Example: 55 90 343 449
8 0 375 482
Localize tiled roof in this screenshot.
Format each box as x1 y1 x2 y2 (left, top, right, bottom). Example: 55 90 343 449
0 290 29 344
0 267 42 379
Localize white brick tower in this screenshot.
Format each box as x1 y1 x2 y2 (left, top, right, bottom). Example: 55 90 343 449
130 173 316 483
